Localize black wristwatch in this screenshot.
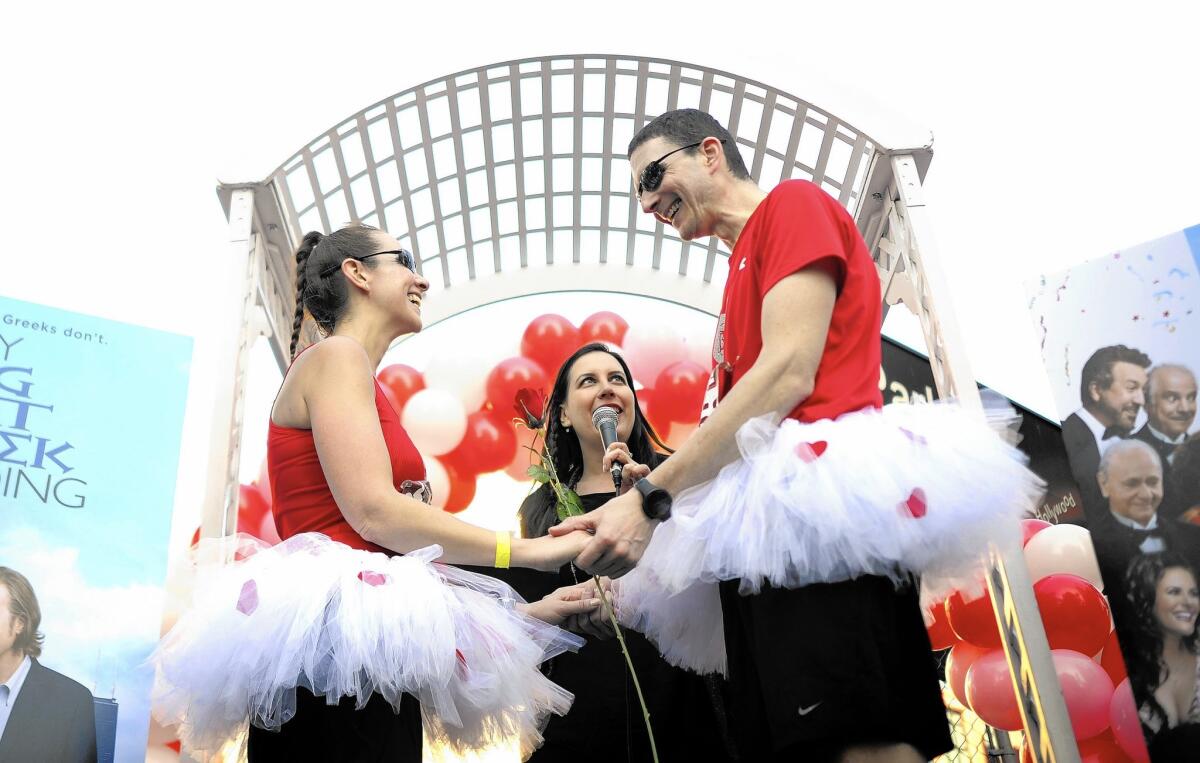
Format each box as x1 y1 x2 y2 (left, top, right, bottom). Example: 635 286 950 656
634 478 672 521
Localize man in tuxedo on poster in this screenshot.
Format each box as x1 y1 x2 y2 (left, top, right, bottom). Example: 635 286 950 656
0 567 97 763
1061 344 1152 519
1089 440 1200 609
1134 364 1197 520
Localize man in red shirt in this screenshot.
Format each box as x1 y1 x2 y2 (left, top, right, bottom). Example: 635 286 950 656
554 109 952 762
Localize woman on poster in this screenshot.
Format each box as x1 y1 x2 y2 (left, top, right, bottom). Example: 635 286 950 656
154 225 600 762
1123 552 1200 758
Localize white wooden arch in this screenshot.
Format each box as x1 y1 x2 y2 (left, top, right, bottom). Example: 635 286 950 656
209 55 1078 762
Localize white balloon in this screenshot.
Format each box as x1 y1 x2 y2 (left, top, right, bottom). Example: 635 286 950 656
423 456 450 510
402 389 467 456
1023 524 1104 591
423 338 516 412
621 323 685 387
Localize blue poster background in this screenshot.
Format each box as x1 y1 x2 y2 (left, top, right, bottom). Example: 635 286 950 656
0 295 191 762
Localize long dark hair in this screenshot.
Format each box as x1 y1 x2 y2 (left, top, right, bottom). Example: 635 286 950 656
518 343 671 538
1122 551 1200 731
289 224 381 357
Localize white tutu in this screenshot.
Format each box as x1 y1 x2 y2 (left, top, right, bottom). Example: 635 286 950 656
616 401 1043 674
152 533 582 759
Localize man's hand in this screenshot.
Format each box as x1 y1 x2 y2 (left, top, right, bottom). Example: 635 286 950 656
548 490 656 578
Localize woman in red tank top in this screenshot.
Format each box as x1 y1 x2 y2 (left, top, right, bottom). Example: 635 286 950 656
154 225 599 762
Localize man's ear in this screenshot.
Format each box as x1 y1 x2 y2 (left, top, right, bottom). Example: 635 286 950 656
1087 381 1102 404
701 136 725 171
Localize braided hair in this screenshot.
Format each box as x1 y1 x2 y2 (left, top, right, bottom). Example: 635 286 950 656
288 224 381 358
518 342 671 538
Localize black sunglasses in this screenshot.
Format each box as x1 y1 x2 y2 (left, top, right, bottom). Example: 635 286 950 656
636 139 725 199
317 249 415 278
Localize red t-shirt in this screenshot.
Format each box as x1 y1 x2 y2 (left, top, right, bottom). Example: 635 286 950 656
268 379 426 554
705 180 882 423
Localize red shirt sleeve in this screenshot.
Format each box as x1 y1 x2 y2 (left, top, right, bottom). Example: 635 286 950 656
754 181 849 297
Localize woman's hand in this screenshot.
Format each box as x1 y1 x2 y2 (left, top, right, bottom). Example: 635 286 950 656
601 442 651 495
514 529 593 572
522 582 603 626
562 577 618 640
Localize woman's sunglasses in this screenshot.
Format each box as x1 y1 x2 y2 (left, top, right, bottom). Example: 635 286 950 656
318 249 415 278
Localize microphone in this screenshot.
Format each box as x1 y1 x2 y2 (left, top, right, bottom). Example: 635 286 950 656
591 405 624 491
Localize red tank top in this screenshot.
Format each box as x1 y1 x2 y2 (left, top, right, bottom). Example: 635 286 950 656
267 375 426 555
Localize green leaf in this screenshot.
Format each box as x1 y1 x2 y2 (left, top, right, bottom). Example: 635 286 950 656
526 464 551 483
561 488 585 518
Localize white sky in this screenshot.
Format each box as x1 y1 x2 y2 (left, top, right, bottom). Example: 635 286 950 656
4 2 1198 552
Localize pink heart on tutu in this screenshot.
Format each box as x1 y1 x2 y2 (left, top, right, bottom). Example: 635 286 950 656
357 570 390 587
899 427 928 446
237 580 259 615
902 488 928 518
795 440 828 462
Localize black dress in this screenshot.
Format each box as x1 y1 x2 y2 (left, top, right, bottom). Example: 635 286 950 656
481 492 736 763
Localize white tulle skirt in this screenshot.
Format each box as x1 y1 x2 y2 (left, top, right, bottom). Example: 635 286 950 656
152 533 582 759
615 401 1043 675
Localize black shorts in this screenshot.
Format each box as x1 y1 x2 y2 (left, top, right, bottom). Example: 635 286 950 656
719 575 952 762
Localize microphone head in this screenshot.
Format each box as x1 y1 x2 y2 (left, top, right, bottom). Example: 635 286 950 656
591 405 619 430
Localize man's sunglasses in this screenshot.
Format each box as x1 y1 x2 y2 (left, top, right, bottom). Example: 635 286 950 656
318 249 415 278
636 139 725 199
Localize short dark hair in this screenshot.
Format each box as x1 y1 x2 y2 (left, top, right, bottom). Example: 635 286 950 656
1079 344 1152 406
0 567 44 658
627 109 751 180
289 224 382 357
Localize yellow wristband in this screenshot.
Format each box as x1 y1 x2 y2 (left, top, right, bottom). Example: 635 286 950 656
494 531 511 569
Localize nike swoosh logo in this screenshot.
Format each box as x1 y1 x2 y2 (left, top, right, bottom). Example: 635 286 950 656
797 702 821 716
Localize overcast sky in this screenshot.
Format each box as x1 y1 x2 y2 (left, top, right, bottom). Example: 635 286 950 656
4 1 1197 545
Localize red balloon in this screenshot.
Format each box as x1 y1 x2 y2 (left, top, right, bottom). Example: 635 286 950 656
946 641 989 707
1099 629 1128 685
237 483 270 535
1034 573 1111 655
378 364 425 414
486 357 548 415
505 425 544 482
926 599 959 651
520 315 580 379
1054 648 1114 740
1078 731 1137 763
1110 678 1150 762
439 458 477 513
255 510 282 545
966 649 1023 730
446 410 519 475
653 361 709 423
579 311 629 345
1022 518 1053 547
946 586 1002 648
635 388 673 442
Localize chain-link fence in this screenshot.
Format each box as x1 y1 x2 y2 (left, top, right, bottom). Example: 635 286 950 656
935 687 1021 763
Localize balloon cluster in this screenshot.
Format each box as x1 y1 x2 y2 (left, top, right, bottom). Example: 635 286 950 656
381 311 711 511
928 520 1149 761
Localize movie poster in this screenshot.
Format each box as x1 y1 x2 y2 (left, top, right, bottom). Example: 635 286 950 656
0 296 191 762
1027 225 1200 757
